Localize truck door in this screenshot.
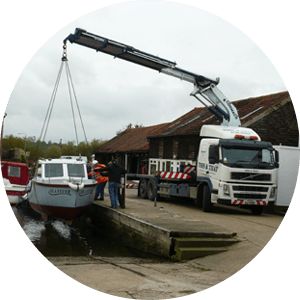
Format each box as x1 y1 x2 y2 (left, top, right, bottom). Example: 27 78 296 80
197 141 208 177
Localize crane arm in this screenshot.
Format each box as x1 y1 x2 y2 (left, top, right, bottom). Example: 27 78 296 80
64 28 241 126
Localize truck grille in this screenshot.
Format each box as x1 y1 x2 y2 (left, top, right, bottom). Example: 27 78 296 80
233 193 267 200
232 186 269 192
231 172 271 181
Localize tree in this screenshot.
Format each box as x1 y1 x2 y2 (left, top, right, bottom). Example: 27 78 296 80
20 154 28 165
116 122 144 136
61 141 77 156
2 134 109 162
3 134 25 150
44 145 61 158
90 138 107 152
78 142 90 157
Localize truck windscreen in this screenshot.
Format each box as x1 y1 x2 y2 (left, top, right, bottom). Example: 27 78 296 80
221 147 275 169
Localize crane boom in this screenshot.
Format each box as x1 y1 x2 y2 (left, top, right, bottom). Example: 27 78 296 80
64 28 241 126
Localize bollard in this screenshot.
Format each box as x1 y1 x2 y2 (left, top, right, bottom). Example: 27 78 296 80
121 176 125 208
154 174 159 207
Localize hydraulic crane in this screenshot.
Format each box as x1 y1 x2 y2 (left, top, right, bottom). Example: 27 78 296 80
64 28 279 215
64 28 241 127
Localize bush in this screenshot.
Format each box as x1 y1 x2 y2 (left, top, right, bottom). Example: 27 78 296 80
20 154 28 165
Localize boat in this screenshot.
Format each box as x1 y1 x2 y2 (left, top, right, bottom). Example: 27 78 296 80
26 47 98 224
28 158 97 224
1 161 30 205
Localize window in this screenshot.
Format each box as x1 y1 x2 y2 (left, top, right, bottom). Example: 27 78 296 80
8 166 20 177
262 149 272 163
67 164 84 177
221 147 275 169
45 164 63 178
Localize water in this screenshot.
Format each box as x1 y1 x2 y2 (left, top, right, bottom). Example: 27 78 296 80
12 205 154 258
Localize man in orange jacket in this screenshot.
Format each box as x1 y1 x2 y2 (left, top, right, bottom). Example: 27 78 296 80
88 163 109 200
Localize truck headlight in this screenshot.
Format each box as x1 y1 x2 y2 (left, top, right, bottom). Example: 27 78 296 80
223 184 230 196
270 187 276 198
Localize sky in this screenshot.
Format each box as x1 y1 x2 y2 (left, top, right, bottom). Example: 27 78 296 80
1 0 293 145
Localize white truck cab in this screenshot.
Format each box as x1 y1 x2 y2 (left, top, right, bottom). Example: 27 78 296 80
196 125 278 214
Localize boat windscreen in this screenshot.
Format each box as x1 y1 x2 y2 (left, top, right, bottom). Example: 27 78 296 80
45 164 64 178
8 166 21 177
67 164 85 177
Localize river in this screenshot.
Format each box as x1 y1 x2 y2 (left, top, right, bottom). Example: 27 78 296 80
12 205 154 258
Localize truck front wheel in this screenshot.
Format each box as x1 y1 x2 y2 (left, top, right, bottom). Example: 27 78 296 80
202 185 213 212
195 186 203 208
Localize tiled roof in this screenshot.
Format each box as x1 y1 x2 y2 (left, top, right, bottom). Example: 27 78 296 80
96 91 295 153
95 123 169 153
152 91 292 137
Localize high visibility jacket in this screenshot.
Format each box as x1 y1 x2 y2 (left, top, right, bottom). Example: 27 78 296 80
88 164 109 184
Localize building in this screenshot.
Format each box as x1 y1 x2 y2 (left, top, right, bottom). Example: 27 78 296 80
95 123 169 173
94 91 298 171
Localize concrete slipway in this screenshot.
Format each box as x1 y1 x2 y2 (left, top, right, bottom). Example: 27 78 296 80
50 190 284 299
87 190 239 261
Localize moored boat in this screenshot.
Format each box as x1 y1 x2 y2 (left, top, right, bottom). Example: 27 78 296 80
28 158 97 224
1 161 30 204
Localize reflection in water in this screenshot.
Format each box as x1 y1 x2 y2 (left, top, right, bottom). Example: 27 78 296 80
12 206 152 258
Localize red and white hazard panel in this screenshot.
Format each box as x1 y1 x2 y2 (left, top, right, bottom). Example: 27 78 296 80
183 166 196 173
232 200 267 205
158 172 192 179
126 183 138 189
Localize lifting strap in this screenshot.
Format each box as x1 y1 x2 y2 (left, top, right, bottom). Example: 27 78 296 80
38 44 88 149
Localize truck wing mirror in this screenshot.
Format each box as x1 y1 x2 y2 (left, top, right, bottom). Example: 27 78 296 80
275 150 279 163
274 150 279 168
209 146 218 164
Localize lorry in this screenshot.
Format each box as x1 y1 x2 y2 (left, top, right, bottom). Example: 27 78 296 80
64 28 279 215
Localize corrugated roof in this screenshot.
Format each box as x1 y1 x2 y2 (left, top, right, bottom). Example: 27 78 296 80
151 91 291 137
95 123 169 153
95 91 294 153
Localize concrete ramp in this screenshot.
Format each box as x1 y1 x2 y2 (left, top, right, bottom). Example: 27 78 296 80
171 237 239 261
89 200 239 261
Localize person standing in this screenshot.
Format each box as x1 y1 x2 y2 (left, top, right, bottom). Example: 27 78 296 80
101 161 127 208
88 162 109 200
94 164 109 200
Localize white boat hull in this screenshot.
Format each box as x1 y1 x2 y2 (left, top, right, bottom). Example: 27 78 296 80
29 180 97 222
3 179 27 205
7 192 25 204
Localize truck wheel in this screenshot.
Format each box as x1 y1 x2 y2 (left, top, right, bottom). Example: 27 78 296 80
195 186 203 208
202 185 213 212
251 206 263 215
147 179 156 201
139 179 148 199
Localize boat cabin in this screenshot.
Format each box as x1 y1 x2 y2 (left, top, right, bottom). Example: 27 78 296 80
1 161 30 186
36 159 89 181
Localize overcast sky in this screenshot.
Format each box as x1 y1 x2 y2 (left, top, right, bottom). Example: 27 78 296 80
1 1 293 145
